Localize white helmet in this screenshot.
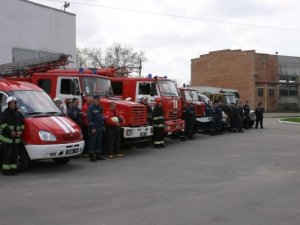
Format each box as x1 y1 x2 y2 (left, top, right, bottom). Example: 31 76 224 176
6 96 17 104
111 117 119 123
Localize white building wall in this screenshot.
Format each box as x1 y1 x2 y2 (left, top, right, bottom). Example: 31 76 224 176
0 0 76 66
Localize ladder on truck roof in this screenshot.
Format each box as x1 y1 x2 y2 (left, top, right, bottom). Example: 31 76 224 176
0 53 70 77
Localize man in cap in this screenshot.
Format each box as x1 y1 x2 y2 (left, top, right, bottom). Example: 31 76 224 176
67 98 83 127
255 102 264 129
184 102 196 139
87 95 106 162
152 97 165 148
0 96 24 176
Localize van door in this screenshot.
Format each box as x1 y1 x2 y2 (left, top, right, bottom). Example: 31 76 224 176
56 77 82 109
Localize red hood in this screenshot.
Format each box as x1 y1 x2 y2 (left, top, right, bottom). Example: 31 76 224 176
23 116 81 144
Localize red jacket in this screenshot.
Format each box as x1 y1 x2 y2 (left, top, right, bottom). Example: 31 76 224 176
104 109 124 127
82 102 91 127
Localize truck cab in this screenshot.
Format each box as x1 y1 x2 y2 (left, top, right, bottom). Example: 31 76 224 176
0 79 84 171
110 77 185 136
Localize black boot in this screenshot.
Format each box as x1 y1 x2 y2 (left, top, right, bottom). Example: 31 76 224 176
89 153 97 162
2 169 12 176
96 152 106 160
10 169 18 176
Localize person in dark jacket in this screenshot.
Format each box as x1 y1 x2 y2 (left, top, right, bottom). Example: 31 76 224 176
67 98 83 127
0 96 24 176
152 98 165 148
214 100 223 134
243 100 251 128
255 102 264 129
184 102 196 139
87 95 106 162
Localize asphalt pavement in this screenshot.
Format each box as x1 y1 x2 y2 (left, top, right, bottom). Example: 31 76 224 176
1 118 300 225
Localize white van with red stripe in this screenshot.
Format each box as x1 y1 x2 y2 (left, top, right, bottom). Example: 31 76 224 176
0 79 84 171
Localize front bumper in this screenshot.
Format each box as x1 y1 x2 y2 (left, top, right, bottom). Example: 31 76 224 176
25 140 85 160
123 126 153 139
196 117 212 123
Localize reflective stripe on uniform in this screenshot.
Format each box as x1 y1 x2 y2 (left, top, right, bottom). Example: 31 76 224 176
0 135 12 143
10 164 17 169
153 124 165 128
9 126 14 130
15 138 21 144
2 164 11 170
0 123 8 130
153 116 164 120
154 141 161 144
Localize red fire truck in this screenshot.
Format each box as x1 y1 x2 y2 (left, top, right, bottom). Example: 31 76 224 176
2 55 152 146
0 55 84 171
104 74 185 136
178 87 212 130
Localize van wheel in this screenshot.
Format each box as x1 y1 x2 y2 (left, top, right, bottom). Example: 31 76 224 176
18 148 30 172
53 157 71 164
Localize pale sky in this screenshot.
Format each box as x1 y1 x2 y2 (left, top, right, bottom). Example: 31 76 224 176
32 0 300 84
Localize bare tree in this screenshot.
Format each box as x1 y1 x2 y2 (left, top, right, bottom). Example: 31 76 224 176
76 47 88 67
86 47 104 68
104 43 147 75
76 43 147 76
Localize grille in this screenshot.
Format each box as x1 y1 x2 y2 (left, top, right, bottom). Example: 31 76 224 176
168 110 178 120
62 132 81 142
130 106 146 126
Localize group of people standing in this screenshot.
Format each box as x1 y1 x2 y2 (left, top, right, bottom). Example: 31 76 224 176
203 100 264 135
65 95 124 162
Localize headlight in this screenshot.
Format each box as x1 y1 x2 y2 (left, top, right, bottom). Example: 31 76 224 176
39 131 57 141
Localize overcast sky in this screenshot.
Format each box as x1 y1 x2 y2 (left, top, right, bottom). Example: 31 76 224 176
32 0 300 84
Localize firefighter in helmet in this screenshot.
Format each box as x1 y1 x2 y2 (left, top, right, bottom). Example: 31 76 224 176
0 96 24 176
152 97 165 148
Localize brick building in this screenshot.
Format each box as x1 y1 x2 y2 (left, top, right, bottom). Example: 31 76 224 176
191 49 300 112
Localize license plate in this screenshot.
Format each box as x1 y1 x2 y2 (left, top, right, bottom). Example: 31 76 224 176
140 132 147 137
66 148 79 155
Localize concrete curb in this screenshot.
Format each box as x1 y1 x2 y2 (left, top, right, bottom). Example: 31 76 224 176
277 119 300 126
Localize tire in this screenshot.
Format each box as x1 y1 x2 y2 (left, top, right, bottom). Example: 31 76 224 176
18 148 30 172
53 157 71 164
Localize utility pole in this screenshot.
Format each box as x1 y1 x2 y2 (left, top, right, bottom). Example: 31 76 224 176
139 58 142 77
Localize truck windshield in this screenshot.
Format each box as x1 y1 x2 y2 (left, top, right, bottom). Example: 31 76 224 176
83 77 113 96
10 90 61 115
225 95 237 104
158 80 179 97
184 90 198 101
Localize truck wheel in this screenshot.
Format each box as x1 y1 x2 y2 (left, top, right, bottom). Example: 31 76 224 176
53 157 71 164
18 148 30 172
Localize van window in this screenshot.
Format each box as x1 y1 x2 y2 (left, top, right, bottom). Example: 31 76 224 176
38 79 52 94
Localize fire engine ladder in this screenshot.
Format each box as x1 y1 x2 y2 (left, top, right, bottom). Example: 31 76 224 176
0 53 70 77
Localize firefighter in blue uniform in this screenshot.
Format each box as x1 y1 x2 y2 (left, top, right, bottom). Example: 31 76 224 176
184 102 196 139
152 98 165 148
87 95 105 162
0 96 24 176
214 100 223 134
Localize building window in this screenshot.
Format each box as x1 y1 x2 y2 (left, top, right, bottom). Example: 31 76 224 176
257 87 264 97
269 88 274 97
279 75 299 96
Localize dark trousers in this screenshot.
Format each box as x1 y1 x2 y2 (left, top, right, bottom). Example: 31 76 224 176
88 127 102 153
153 127 165 146
2 144 19 171
82 125 89 153
255 117 263 128
105 126 121 155
185 123 195 139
